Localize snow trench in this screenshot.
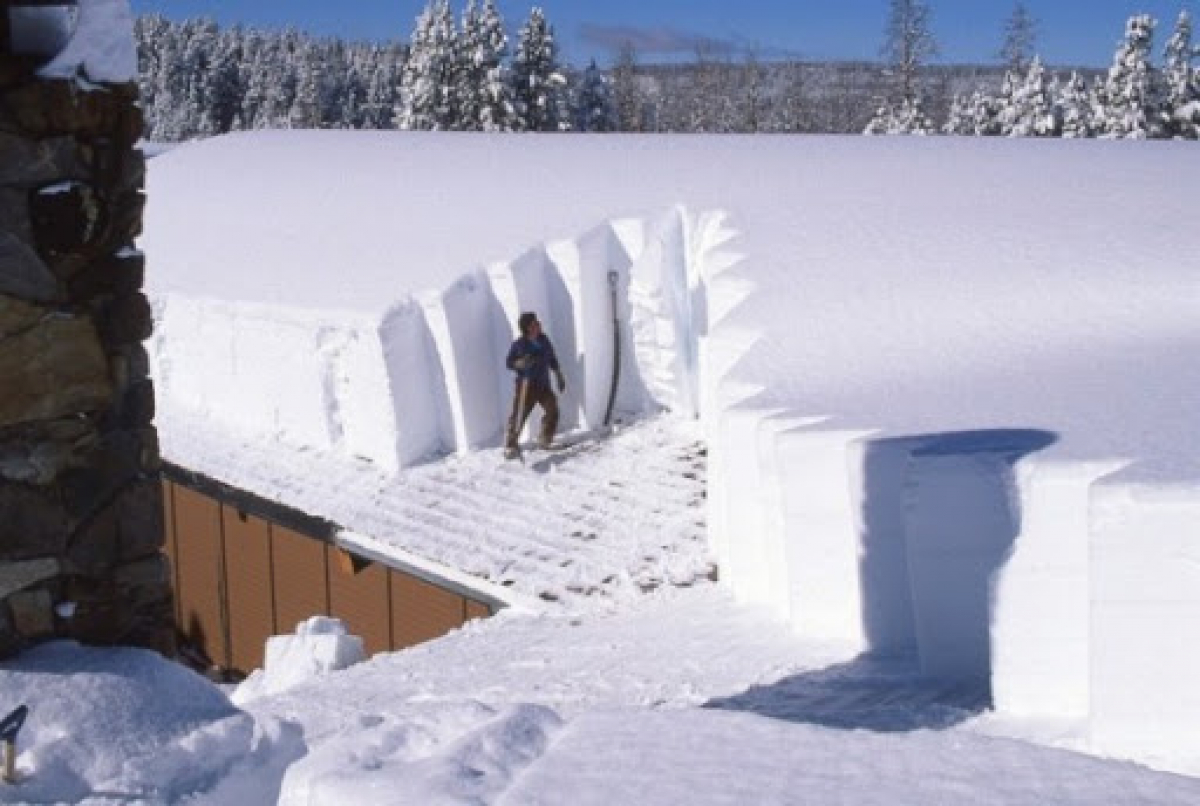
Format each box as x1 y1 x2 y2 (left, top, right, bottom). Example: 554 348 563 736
150 200 1198 770
149 206 709 471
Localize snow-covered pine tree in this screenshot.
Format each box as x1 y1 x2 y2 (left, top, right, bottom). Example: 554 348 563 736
203 27 246 134
571 60 615 132
1163 10 1200 139
290 41 324 128
1006 57 1060 136
1098 14 1168 139
1058 71 1097 138
967 88 1003 135
863 96 933 135
999 2 1038 73
511 7 568 131
476 0 516 131
943 94 972 134
395 0 460 131
364 46 402 130
612 41 643 132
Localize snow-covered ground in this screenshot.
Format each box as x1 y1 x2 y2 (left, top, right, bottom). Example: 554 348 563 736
6 585 1200 803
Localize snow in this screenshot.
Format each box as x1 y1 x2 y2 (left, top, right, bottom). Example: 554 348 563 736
38 0 138 85
138 130 1200 786
233 617 366 705
0 642 303 803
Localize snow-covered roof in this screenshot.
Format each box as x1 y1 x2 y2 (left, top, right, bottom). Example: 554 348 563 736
37 0 137 84
144 132 1200 484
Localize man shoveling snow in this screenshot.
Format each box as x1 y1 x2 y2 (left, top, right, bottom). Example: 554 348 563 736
505 312 566 460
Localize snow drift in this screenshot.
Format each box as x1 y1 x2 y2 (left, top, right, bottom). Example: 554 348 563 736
143 131 1200 769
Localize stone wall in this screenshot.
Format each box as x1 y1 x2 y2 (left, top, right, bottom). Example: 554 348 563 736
0 48 172 656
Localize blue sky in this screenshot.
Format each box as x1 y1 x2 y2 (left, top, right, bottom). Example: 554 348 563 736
130 1 1200 67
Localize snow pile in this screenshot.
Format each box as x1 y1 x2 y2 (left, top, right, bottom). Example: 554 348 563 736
38 0 138 84
234 617 366 705
0 642 303 804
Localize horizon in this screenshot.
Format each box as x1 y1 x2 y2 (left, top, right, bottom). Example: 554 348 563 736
130 1 1200 70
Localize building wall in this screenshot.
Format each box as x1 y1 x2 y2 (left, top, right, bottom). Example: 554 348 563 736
161 478 495 674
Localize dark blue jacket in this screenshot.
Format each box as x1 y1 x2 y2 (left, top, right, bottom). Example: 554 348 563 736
506 334 560 390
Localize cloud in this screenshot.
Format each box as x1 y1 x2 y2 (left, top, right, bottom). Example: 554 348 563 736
578 22 739 57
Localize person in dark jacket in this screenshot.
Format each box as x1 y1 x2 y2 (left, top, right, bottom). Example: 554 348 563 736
505 311 566 454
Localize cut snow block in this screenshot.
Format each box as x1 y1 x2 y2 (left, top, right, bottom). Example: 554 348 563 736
420 272 508 454
1089 485 1200 756
775 427 877 648
261 616 366 697
903 449 1025 682
628 208 698 418
546 223 631 429
991 460 1120 719
316 325 403 472
379 299 445 467
713 407 790 611
852 438 920 658
755 413 829 623
488 249 553 436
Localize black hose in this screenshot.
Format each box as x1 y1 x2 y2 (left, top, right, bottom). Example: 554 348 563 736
603 271 620 427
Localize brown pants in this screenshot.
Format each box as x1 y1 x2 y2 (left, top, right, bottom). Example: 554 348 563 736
506 383 559 448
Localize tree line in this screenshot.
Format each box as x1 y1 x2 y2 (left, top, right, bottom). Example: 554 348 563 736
135 1 1199 142
869 2 1199 138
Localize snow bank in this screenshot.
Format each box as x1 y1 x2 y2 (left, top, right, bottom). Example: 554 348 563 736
38 0 137 84
0 642 302 803
144 132 1200 768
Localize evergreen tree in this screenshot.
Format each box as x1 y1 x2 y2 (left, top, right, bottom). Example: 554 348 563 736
881 0 939 103
1164 11 1200 138
612 41 644 132
999 2 1038 73
1058 71 1097 138
1005 57 1060 136
511 7 568 131
864 96 933 135
395 0 460 131
364 46 402 129
1098 15 1167 139
571 60 615 132
458 0 515 131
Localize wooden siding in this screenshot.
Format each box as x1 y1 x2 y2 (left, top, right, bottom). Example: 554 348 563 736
271 523 329 634
391 572 467 648
222 506 274 672
164 479 497 675
171 484 227 668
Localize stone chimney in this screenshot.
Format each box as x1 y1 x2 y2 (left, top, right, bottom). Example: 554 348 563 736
0 1 172 656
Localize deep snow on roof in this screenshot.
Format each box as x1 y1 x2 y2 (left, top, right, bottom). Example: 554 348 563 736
143 131 1200 482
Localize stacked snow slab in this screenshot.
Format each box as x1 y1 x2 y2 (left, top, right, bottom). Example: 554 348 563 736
144 132 1200 769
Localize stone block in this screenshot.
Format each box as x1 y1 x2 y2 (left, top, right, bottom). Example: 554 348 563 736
65 502 118 576
29 180 101 258
0 314 112 427
114 554 169 588
1 79 132 139
0 294 45 337
116 477 164 561
0 416 99 484
67 248 144 301
97 291 152 346
119 379 155 428
137 427 161 472
0 133 87 185
8 588 54 638
0 557 60 599
0 482 68 559
0 231 58 302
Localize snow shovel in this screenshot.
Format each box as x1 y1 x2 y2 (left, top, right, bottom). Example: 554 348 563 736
505 377 531 461
1 705 28 784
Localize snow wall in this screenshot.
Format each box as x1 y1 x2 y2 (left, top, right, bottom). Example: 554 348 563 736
149 210 693 471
